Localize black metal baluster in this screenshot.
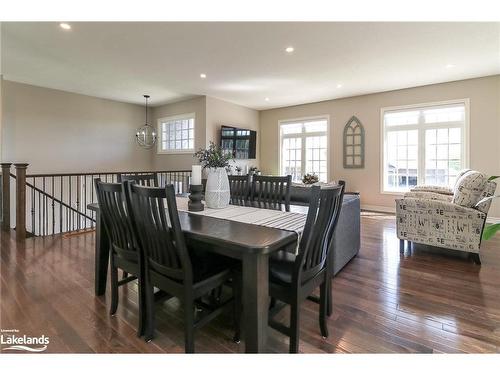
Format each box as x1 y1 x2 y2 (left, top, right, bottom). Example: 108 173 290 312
51 176 55 235
67 176 73 232
76 175 80 231
31 177 35 235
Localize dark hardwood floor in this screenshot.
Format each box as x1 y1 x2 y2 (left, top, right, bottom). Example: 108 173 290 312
1 212 500 353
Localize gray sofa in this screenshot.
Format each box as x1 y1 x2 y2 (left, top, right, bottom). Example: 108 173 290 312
290 185 360 276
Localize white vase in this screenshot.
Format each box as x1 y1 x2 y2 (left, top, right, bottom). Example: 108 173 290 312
205 167 230 209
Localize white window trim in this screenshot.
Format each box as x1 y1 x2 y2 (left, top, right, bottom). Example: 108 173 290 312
379 99 470 195
278 115 331 181
157 112 196 155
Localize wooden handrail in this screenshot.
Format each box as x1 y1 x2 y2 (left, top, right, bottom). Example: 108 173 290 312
26 169 191 178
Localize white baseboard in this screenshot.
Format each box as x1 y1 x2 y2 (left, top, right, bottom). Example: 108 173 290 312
361 204 395 214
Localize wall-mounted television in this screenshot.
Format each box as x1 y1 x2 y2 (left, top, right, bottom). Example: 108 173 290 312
220 126 257 159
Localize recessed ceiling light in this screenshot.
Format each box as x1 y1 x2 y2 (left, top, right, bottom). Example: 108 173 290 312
285 46 294 53
59 23 71 30
200 73 207 79
265 97 270 101
445 64 456 69
336 84 343 88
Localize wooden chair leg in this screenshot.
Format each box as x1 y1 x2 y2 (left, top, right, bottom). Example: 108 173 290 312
137 276 145 337
144 282 155 342
319 282 328 338
399 239 405 252
469 253 481 265
289 300 300 354
184 298 195 353
326 274 333 317
110 262 119 316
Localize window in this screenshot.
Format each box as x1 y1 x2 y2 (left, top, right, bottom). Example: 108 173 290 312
157 113 195 153
381 100 468 193
280 117 328 182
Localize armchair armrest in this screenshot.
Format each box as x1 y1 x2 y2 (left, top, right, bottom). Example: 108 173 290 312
403 191 453 202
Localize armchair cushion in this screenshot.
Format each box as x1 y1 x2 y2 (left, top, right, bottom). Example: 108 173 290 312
452 171 489 207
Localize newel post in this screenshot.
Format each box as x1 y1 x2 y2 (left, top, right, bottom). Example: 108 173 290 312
1 163 12 231
14 163 29 240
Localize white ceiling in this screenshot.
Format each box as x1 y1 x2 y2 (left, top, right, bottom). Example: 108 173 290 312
2 22 499 110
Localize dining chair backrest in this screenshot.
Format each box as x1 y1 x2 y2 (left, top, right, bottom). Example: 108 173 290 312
251 175 292 211
126 183 192 283
94 179 138 261
295 181 345 284
118 173 158 187
228 175 251 206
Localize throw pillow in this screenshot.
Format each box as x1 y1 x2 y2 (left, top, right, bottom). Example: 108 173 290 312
452 171 489 207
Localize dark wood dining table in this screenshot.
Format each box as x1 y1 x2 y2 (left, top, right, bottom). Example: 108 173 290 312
87 202 299 353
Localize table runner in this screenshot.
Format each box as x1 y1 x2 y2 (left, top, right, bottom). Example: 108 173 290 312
176 197 307 252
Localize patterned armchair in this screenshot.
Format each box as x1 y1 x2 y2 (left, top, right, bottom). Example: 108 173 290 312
396 170 497 264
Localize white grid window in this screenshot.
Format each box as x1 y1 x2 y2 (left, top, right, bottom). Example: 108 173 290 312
280 118 328 182
157 113 195 153
382 101 468 193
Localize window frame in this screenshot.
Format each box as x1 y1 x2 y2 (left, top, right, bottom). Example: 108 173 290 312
157 113 196 155
278 115 330 182
380 99 470 195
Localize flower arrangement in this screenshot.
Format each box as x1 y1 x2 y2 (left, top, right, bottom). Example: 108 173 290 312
248 166 260 175
302 173 319 185
194 141 233 169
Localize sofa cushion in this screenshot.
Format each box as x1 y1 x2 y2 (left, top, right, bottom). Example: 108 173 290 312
452 170 489 207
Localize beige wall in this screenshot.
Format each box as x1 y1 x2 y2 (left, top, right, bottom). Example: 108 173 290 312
151 96 260 172
260 75 500 217
151 96 206 171
1 81 152 174
206 96 260 172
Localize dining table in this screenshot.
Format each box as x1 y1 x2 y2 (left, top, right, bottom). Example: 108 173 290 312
87 198 307 353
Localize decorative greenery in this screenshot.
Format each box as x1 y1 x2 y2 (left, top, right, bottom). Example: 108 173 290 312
302 173 319 185
235 166 242 173
482 175 500 241
249 166 260 174
194 141 233 169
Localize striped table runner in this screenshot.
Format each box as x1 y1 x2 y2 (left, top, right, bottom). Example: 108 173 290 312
176 197 306 252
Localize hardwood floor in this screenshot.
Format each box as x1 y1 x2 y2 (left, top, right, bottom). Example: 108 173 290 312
1 212 500 353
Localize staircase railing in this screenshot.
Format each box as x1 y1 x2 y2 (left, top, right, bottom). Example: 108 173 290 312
0 163 191 239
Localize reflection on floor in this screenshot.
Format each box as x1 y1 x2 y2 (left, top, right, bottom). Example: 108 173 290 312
1 213 500 353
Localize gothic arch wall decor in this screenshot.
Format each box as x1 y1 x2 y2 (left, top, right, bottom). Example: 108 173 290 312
343 116 365 168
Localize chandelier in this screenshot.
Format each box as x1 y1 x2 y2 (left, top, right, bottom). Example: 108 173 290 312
135 94 157 149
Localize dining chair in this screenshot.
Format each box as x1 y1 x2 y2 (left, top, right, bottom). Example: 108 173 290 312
94 179 145 337
125 182 241 352
251 175 292 211
118 172 158 187
228 175 251 206
267 183 344 353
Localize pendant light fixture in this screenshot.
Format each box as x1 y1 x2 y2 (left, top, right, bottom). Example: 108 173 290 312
135 94 157 149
